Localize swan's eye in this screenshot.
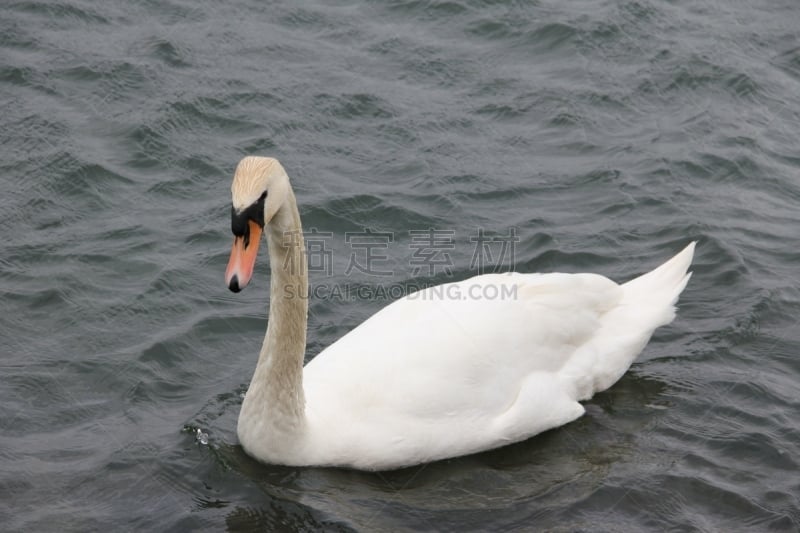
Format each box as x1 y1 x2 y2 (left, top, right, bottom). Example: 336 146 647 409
231 191 268 240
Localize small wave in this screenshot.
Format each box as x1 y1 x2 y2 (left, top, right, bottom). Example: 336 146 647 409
9 1 110 26
314 92 395 121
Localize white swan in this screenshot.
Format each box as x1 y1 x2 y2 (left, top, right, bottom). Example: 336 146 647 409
224 156 694 471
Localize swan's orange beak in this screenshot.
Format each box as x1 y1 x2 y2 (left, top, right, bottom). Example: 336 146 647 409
225 220 262 292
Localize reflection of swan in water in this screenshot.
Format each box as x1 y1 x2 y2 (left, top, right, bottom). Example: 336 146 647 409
223 156 694 471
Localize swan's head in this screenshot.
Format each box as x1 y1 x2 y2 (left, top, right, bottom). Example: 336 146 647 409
225 156 290 293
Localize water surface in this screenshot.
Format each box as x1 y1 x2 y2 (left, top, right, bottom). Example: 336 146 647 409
2 0 799 530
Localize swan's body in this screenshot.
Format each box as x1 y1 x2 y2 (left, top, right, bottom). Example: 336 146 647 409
225 156 694 471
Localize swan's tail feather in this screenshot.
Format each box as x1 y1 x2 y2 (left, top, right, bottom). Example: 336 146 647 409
567 242 696 399
621 241 695 312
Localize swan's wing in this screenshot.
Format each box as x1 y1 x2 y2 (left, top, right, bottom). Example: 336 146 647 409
302 272 622 467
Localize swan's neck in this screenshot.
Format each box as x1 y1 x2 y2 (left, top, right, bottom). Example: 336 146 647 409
241 190 308 436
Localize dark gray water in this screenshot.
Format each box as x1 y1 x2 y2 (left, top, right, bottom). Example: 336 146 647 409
2 0 799 530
